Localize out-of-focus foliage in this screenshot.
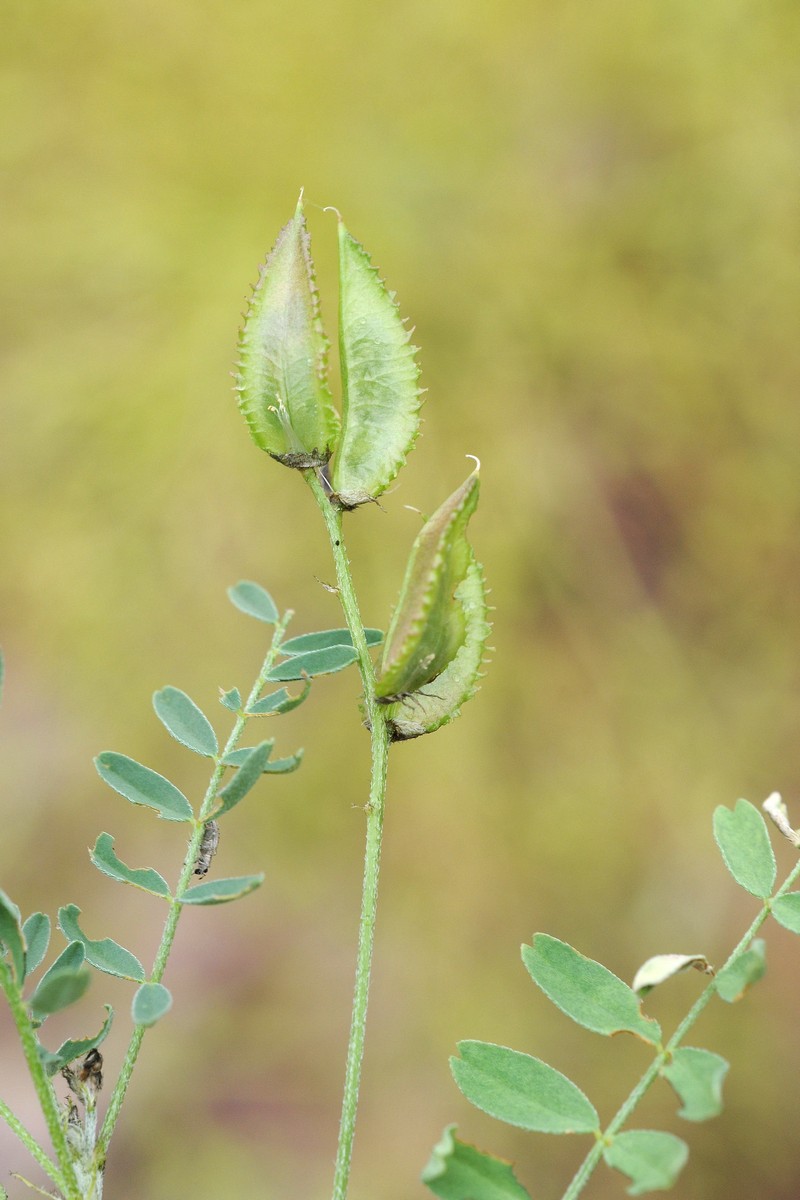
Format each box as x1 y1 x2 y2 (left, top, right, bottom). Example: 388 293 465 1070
2 1 800 1198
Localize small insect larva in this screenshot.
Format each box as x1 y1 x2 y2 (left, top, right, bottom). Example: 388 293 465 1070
194 820 220 877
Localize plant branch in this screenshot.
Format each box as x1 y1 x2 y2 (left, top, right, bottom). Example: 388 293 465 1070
560 852 800 1200
0 1090 66 1195
0 959 78 1198
95 611 294 1166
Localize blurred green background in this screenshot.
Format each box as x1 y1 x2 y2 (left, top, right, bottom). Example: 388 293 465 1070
3 1 800 1197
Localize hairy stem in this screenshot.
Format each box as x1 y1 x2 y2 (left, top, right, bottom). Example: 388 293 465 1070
306 472 393 1200
0 958 78 1198
95 611 293 1167
561 852 800 1200
0 1055 69 1195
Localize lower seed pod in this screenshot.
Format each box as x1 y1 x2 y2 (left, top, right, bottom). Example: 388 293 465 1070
384 553 490 739
375 464 480 704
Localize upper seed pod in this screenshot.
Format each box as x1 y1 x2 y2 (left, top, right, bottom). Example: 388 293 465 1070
236 197 339 469
375 465 480 703
331 220 423 508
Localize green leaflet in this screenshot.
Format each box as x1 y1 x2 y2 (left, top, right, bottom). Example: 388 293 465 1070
90 832 172 898
451 1040 599 1134
212 741 273 818
422 1125 533 1200
715 939 766 1003
58 905 145 982
22 912 51 979
180 874 264 905
29 966 91 1018
38 1005 113 1076
713 799 776 899
386 554 490 739
236 196 339 469
603 1130 688 1195
153 686 218 757
0 889 25 982
279 627 383 655
227 580 280 624
331 221 422 508
375 467 480 702
268 644 358 681
662 1047 729 1121
522 935 662 1044
132 982 172 1027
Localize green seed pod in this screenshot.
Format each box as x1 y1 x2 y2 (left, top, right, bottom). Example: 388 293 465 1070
375 465 480 703
236 196 339 470
385 551 490 740
331 221 423 508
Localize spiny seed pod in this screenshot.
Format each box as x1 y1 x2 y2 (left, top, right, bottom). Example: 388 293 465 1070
385 552 491 740
375 464 481 704
331 219 423 508
236 196 339 470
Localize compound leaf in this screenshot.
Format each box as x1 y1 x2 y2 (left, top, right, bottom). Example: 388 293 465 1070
451 1041 598 1134
522 935 661 1045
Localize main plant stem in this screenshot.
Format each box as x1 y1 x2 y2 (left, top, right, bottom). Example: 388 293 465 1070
306 472 392 1200
561 851 800 1200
